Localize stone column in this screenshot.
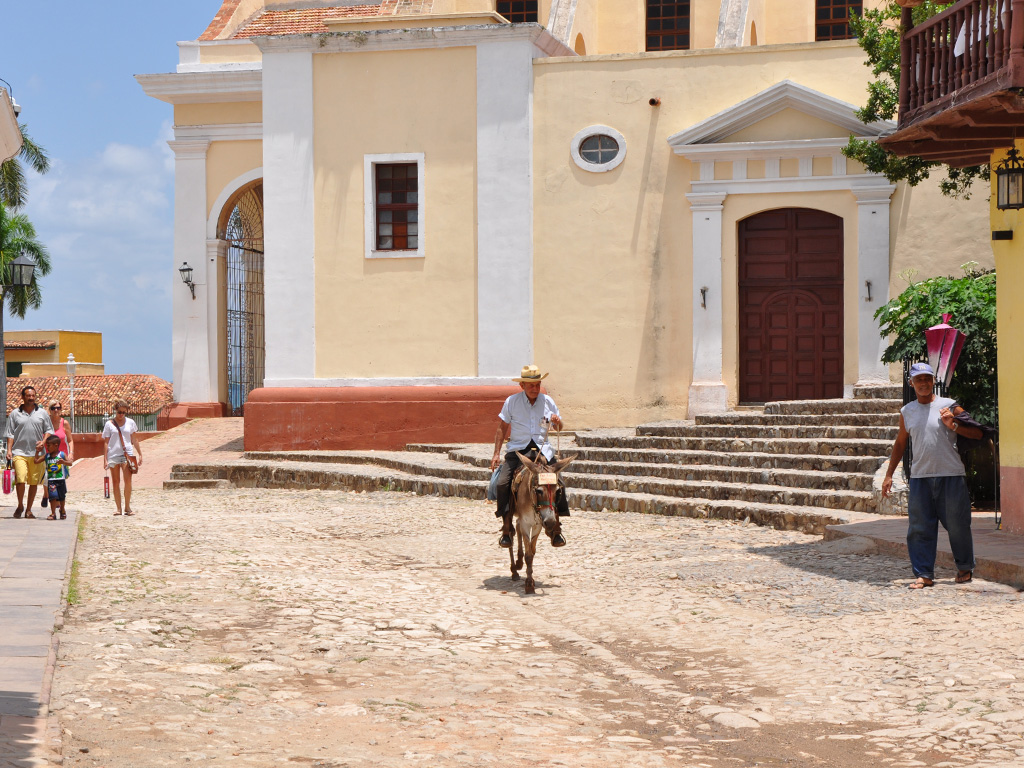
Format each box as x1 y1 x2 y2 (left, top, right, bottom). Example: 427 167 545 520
687 192 728 414
853 184 897 386
168 138 214 404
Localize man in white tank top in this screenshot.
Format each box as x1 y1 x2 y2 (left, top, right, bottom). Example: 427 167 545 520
882 363 981 589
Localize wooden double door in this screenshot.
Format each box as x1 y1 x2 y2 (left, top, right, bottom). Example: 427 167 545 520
738 208 844 404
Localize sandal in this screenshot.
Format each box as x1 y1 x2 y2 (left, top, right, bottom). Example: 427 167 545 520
24 510 35 519
909 577 934 589
124 510 135 517
46 513 56 521
59 512 66 520
113 511 123 516
956 570 973 584
13 507 23 518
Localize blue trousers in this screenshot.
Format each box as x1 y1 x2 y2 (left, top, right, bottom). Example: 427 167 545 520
907 476 975 579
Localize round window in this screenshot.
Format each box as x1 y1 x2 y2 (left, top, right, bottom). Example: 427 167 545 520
571 125 627 172
579 134 619 165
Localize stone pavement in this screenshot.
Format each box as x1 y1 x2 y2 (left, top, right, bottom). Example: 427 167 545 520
0 510 78 768
828 513 1024 588
48 487 1024 767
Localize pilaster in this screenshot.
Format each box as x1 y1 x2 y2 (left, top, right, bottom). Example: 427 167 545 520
853 185 897 385
687 192 729 415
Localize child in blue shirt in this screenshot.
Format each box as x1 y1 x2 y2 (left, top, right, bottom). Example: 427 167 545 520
34 435 71 520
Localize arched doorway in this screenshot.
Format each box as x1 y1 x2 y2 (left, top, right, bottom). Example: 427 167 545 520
218 182 265 415
738 208 844 403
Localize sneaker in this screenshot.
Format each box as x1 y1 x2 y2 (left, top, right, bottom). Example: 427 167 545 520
551 533 566 548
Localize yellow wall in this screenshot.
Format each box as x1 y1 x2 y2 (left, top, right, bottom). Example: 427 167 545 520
175 103 262 127
22 363 104 377
532 42 992 424
3 330 102 369
312 47 478 378
198 41 262 64
206 141 263 221
991 144 1024 467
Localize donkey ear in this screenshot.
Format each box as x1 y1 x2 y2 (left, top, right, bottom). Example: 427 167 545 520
550 454 575 473
516 452 540 473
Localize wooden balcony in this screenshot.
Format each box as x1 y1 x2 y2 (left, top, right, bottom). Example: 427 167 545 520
879 0 1024 166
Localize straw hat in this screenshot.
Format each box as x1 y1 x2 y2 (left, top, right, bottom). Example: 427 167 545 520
513 364 548 383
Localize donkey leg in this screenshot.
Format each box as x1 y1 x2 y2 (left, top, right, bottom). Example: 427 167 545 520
524 536 537 594
515 523 524 571
508 522 519 580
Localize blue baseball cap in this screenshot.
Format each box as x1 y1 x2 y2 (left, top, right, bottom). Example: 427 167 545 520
908 362 935 380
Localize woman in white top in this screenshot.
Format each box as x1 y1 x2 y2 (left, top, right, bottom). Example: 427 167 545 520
102 399 143 516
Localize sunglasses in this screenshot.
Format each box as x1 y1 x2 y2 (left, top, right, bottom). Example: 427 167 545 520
116 411 128 415
49 405 61 411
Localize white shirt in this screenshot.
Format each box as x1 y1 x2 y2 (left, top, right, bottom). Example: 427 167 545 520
499 392 561 461
102 418 138 460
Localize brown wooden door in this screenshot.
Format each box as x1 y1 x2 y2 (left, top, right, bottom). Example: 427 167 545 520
738 208 844 403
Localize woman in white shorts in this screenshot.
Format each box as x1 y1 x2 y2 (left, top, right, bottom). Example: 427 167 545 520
102 400 143 516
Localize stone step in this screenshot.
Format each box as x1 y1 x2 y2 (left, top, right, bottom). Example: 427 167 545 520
243 450 491 482
564 446 886 474
853 384 901 400
405 443 466 454
575 433 892 457
564 472 874 512
765 399 902 415
165 459 878 535
567 459 875 492
636 423 897 440
694 413 897 427
162 478 232 490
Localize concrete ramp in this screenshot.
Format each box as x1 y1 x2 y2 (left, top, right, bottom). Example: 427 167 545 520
67 418 243 493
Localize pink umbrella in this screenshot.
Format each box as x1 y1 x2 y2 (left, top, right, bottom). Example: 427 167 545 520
925 313 966 387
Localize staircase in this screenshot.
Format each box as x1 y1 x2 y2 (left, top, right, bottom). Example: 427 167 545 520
165 385 902 535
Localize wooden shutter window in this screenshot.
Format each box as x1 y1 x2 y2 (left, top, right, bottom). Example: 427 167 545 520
814 0 862 42
375 163 418 252
646 0 690 52
496 1 538 23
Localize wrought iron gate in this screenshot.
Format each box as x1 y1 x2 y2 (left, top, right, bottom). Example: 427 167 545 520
224 183 265 416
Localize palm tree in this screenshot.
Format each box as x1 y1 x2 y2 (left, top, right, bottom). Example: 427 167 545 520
0 201 51 430
0 124 50 210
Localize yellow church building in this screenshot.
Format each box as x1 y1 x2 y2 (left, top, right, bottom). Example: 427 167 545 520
138 0 992 450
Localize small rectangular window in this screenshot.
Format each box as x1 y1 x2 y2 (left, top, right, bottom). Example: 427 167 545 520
646 1 690 52
497 0 538 23
364 154 425 259
814 0 862 42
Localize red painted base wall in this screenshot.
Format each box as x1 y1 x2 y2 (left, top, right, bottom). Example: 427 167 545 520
1001 466 1024 534
243 386 519 451
157 402 228 431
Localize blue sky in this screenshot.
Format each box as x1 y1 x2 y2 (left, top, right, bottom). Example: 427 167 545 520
1 1 220 380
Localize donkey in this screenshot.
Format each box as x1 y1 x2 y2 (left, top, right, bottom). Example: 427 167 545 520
508 451 575 594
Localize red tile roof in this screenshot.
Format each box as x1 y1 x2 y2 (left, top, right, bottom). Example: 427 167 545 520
6 375 173 417
4 340 56 350
232 5 384 38
199 0 245 41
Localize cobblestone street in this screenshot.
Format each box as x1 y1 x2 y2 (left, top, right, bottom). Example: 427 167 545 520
51 487 1024 767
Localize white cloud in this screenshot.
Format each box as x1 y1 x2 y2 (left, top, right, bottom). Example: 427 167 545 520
9 123 175 379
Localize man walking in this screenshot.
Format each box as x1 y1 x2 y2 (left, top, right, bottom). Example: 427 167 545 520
5 385 53 519
882 363 980 588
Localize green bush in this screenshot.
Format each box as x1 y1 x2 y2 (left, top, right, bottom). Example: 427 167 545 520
874 264 997 426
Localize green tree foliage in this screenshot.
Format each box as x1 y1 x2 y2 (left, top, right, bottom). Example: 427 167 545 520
0 123 50 210
874 265 997 424
844 1 988 198
0 201 51 317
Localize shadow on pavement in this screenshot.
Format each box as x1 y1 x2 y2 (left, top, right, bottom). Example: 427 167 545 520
0 690 45 767
746 535 908 586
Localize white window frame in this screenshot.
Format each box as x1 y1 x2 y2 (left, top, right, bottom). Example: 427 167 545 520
364 152 425 259
570 125 627 173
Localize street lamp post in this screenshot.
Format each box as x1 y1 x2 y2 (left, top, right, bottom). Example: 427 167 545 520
0 253 37 437
66 353 76 431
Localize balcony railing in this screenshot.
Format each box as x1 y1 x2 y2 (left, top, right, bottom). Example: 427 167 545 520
899 0 1024 126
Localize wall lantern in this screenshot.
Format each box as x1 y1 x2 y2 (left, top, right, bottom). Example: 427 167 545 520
925 313 966 387
178 261 195 299
996 146 1024 210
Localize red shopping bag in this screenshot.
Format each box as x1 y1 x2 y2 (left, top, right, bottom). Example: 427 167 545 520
2 460 11 495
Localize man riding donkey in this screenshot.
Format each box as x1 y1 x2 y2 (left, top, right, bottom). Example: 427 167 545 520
490 365 571 549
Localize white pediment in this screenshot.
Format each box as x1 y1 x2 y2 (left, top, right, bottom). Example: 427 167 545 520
667 80 894 148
